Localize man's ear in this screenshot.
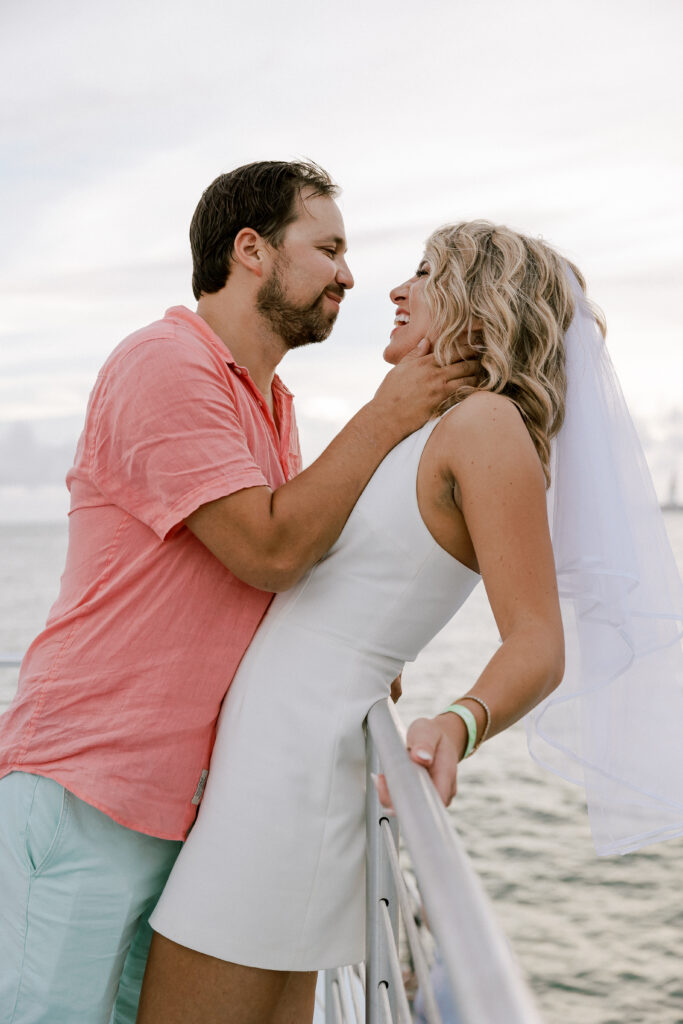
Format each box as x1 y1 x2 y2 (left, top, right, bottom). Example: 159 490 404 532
233 227 268 277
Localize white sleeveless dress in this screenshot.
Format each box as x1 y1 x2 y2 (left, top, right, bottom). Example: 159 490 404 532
150 415 480 970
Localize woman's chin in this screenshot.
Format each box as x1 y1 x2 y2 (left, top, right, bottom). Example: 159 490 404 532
382 343 400 365
383 333 419 364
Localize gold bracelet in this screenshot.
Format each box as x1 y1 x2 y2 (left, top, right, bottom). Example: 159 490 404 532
454 695 491 750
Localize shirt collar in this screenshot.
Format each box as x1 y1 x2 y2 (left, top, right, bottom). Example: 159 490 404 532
165 306 294 398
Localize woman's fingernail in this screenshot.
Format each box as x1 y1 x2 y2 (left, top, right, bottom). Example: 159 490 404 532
415 749 433 763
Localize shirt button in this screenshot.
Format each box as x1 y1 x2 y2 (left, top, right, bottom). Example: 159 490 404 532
233 367 242 375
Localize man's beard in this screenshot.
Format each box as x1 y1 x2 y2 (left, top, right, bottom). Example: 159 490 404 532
256 260 337 350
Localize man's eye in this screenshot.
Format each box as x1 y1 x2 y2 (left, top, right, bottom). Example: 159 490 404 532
322 248 337 257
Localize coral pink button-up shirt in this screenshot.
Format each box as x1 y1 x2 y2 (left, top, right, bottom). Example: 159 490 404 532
0 307 302 839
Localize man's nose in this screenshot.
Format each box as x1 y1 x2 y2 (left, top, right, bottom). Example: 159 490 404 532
337 258 354 290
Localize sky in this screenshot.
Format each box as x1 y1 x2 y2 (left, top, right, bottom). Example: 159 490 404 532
1 0 682 520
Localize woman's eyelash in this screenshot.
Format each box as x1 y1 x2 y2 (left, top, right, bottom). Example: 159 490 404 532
415 268 429 277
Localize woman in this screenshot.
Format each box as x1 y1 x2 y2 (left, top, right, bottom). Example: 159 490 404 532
137 222 683 1024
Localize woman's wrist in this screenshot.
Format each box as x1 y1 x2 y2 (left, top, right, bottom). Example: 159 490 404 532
436 709 470 761
454 695 491 749
437 694 491 760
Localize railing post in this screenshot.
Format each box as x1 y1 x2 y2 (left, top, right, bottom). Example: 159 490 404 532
365 723 400 1022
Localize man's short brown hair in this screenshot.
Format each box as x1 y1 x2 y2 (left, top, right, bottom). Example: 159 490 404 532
190 160 339 300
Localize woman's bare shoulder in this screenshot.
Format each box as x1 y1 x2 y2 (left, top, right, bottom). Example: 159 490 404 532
438 391 526 440
433 390 542 479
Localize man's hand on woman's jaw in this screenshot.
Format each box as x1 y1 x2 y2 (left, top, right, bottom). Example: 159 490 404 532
371 341 480 438
414 329 484 402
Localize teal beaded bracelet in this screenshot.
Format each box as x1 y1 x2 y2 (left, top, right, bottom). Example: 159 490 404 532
442 703 477 759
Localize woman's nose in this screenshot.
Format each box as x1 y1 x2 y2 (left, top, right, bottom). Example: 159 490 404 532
389 280 409 305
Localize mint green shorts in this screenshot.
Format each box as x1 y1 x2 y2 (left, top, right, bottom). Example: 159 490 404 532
0 771 182 1024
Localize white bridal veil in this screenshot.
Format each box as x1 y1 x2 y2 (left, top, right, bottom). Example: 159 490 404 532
525 270 683 856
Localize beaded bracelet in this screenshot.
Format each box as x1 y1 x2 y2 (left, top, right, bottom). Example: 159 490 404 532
455 694 492 751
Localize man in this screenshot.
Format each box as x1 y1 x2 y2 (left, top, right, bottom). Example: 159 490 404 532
0 160 478 1023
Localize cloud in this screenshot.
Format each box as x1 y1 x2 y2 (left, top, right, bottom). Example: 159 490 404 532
1 0 681 519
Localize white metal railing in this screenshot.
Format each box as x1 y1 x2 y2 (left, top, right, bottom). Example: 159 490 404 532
323 698 544 1024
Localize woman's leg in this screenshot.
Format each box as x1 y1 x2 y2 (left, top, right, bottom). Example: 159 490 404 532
136 933 317 1024
270 970 318 1024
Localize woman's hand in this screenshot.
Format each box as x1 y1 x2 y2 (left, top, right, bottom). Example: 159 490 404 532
372 713 468 813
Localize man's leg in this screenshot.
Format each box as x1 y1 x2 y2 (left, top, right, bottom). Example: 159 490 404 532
110 903 156 1024
137 933 318 1024
0 772 181 1024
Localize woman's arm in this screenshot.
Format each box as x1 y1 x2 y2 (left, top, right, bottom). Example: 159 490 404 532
377 391 565 809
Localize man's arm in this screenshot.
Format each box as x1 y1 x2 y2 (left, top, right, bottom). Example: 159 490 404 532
186 344 479 591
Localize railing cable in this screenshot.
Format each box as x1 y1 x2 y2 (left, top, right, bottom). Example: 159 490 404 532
347 966 364 1023
334 967 360 1024
379 819 443 1023
378 900 412 1024
378 983 393 1024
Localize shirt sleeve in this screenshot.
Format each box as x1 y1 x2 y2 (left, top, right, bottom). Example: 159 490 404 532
89 331 269 539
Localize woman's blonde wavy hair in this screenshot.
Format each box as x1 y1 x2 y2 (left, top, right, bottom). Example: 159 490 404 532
424 220 606 486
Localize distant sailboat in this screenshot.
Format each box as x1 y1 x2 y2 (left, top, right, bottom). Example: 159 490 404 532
661 471 682 512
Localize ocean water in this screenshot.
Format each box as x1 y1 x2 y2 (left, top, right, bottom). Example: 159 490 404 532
1 517 682 1024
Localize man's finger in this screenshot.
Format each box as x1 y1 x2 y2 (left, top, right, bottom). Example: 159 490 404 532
442 358 481 381
446 379 479 397
399 337 432 361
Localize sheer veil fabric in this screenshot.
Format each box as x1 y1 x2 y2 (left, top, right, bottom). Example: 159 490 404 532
525 270 683 856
